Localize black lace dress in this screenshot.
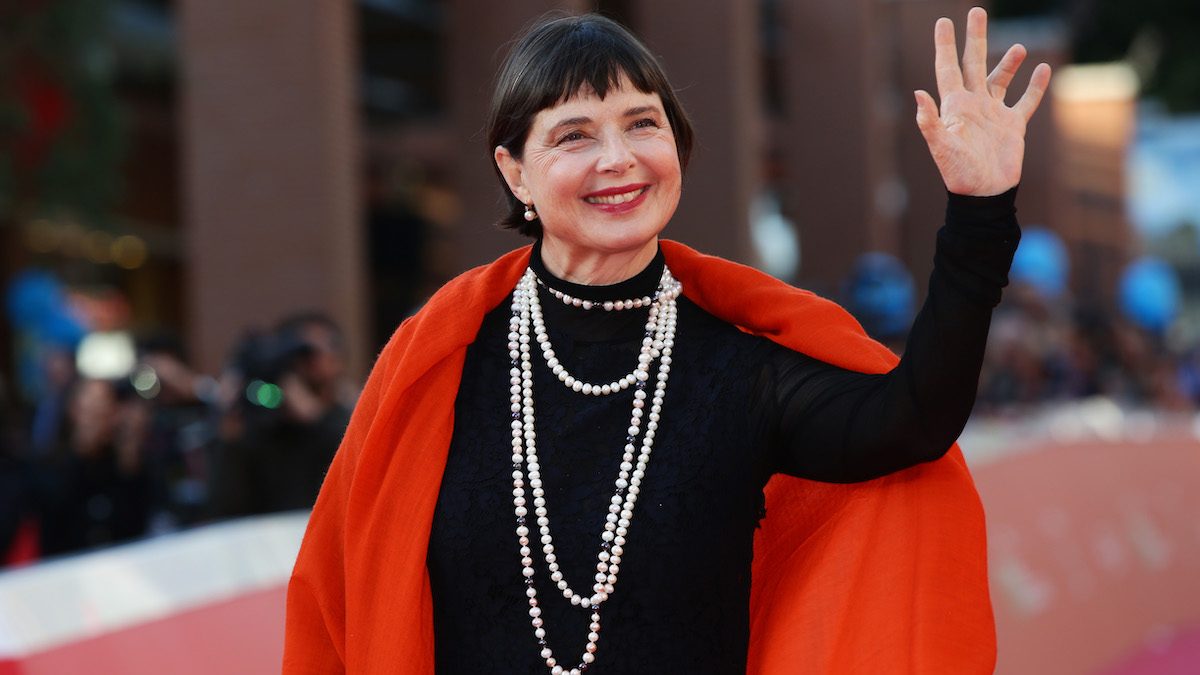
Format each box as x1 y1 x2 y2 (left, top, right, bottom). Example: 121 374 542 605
428 191 1020 674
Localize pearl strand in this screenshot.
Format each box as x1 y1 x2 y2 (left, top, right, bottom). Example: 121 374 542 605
508 267 679 675
533 269 680 311
527 269 681 397
526 279 676 607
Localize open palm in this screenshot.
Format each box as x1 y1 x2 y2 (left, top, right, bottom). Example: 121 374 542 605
915 7 1052 197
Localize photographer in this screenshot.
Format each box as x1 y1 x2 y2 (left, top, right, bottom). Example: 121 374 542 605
210 312 352 518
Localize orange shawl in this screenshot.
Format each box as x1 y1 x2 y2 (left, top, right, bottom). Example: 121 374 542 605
284 240 996 673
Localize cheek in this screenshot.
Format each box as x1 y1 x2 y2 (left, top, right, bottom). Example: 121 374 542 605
544 161 585 192
646 139 682 184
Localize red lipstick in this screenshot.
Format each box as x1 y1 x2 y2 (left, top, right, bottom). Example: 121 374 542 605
583 183 650 198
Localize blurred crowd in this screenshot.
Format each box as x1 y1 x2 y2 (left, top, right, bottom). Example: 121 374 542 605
3 277 1199 570
976 283 1199 415
0 312 354 568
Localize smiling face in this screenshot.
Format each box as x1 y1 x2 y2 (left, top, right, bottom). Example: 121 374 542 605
495 74 682 269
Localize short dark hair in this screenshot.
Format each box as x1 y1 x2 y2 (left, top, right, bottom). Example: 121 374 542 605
486 13 695 237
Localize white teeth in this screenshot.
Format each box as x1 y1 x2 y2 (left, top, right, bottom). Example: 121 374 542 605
586 187 646 205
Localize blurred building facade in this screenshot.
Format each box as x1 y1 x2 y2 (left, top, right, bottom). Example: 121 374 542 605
1 0 1139 378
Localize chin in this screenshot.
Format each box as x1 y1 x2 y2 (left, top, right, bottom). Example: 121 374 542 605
587 225 662 254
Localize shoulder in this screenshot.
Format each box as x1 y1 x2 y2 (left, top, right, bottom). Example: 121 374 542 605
385 246 531 348
368 245 532 392
661 239 896 374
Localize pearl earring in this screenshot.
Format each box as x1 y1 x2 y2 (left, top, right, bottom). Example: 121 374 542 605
523 202 538 222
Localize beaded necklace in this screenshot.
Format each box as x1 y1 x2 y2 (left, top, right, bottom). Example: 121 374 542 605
507 266 679 674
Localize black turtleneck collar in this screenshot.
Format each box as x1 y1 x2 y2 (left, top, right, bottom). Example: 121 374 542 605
529 239 665 303
527 239 667 343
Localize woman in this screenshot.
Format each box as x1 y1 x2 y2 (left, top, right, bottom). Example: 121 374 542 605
285 10 1049 674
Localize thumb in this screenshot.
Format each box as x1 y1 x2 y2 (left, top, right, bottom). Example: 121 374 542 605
914 90 940 138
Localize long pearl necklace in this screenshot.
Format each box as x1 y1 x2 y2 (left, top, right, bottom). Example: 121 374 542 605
508 266 678 675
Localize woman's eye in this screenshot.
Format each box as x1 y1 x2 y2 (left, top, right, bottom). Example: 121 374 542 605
632 118 659 130
558 131 585 144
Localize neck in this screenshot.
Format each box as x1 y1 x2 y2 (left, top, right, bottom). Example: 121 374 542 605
539 237 659 286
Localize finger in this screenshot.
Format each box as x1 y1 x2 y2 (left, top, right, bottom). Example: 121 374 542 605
914 90 942 144
1013 62 1052 121
934 17 963 97
987 43 1027 101
962 7 989 91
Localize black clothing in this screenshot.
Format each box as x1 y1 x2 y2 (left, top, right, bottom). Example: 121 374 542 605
210 405 351 517
0 453 27 562
32 447 149 556
428 191 1020 673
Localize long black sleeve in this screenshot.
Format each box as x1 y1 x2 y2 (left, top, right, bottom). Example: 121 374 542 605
765 188 1020 482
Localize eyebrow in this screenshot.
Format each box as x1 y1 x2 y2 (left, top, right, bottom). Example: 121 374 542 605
547 105 664 133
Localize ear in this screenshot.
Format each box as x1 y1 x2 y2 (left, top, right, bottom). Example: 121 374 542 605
494 145 530 204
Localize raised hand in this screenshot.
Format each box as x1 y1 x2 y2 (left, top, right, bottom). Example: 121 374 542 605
914 7 1052 197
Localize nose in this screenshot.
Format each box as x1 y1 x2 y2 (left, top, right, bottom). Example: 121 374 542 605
596 132 635 173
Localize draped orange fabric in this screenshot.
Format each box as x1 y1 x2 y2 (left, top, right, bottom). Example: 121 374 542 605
283 240 996 674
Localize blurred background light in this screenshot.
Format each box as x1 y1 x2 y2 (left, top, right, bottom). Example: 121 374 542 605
76 331 136 380
1011 226 1070 298
1119 256 1182 333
